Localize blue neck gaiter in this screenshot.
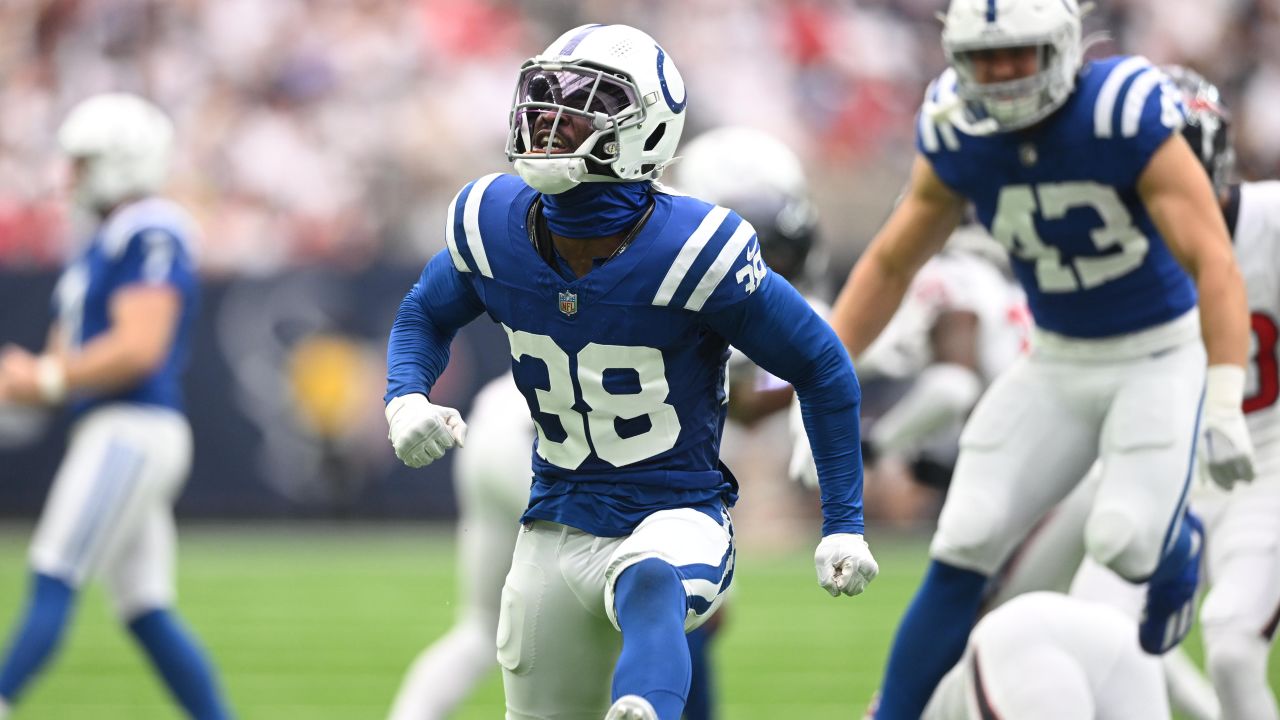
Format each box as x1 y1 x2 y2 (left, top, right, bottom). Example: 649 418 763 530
542 182 651 239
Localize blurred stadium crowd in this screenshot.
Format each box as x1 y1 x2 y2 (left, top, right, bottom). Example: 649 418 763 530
1 0 1278 276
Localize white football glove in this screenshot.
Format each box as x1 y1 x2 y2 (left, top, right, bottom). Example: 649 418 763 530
1199 365 1255 490
815 533 879 597
385 393 467 469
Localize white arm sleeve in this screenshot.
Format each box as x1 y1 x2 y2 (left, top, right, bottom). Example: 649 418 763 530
868 362 983 455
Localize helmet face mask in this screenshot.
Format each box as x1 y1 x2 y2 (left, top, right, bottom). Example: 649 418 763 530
508 25 686 194
509 62 643 166
942 0 1083 132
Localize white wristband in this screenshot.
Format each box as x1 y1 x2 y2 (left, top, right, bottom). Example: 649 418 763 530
1205 364 1245 415
35 355 66 404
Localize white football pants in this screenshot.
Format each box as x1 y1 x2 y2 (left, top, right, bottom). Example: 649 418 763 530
933 311 1205 582
29 404 190 619
498 508 733 720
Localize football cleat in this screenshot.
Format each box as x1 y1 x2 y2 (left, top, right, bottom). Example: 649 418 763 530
605 694 658 720
1139 511 1204 654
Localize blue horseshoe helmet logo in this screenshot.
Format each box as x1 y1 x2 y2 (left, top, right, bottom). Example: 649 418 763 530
655 45 687 114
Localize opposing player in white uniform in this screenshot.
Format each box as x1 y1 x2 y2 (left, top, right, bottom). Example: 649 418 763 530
0 94 230 719
384 25 877 720
1177 66 1280 720
388 373 532 720
790 225 1030 518
853 226 1029 477
832 1 1254 717
920 593 1170 720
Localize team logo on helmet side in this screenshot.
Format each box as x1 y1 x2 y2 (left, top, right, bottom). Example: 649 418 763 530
656 46 686 113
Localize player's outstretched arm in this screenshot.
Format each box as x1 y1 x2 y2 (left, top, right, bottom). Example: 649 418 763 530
385 250 484 469
1141 134 1255 487
830 155 966 359
705 273 877 596
1 280 180 406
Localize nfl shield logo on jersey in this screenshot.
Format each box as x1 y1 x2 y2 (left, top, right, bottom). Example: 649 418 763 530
558 290 578 317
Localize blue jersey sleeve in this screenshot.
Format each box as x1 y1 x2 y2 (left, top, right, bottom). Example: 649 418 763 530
385 250 485 403
114 228 196 291
683 213 771 315
1117 67 1185 184
702 272 865 536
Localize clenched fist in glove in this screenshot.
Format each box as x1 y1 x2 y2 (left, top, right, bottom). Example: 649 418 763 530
385 393 467 468
1200 365 1255 489
815 533 879 597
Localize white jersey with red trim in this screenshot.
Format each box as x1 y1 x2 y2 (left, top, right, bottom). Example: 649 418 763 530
1235 180 1280 480
857 250 1030 384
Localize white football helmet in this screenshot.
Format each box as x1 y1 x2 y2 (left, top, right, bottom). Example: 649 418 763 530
507 24 687 194
58 93 174 212
941 0 1083 131
673 127 820 283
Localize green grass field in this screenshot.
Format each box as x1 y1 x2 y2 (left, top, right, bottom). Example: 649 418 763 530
0 524 1274 719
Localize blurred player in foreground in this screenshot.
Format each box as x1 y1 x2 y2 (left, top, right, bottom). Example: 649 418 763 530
0 94 230 719
987 66 1280 720
834 0 1254 717
1170 65 1280 720
919 592 1171 720
384 23 876 720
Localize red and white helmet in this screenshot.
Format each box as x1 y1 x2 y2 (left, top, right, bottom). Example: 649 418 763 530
941 0 1083 131
507 24 687 194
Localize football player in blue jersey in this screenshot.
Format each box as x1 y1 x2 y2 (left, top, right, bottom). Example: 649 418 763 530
385 24 878 720
828 1 1255 718
0 94 230 719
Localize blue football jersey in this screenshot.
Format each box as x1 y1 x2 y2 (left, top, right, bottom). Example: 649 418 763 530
917 56 1196 338
387 173 865 537
52 197 199 417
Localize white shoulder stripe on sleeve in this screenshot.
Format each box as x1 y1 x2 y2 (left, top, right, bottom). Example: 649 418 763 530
684 219 756 312
652 205 731 306
919 79 941 153
1094 56 1151 138
1120 68 1162 138
444 186 470 273
462 173 501 279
